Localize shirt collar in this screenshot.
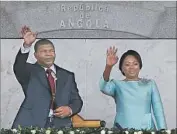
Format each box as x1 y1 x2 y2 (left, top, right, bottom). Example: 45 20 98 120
43 64 56 74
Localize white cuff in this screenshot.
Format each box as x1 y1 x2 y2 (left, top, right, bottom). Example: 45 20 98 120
68 107 73 116
21 43 31 53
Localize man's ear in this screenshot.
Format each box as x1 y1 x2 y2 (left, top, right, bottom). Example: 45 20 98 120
34 52 37 59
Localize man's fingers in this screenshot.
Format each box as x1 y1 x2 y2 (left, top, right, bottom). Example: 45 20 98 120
109 46 112 53
33 32 38 38
54 108 62 113
113 46 115 50
24 28 30 34
26 26 30 31
54 108 65 117
54 113 63 117
54 106 67 113
107 49 110 56
54 111 63 115
114 48 118 54
21 26 26 37
54 107 63 116
54 106 70 118
22 26 31 34
115 56 119 61
55 108 63 113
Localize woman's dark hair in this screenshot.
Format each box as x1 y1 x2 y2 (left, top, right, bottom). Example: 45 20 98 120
119 50 142 76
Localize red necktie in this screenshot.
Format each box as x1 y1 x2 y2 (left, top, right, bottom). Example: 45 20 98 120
46 69 55 110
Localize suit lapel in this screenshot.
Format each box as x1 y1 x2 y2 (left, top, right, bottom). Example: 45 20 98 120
34 63 67 95
55 65 66 91
55 65 67 94
34 63 50 91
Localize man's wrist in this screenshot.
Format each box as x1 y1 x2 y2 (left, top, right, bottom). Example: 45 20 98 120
21 43 31 53
23 42 31 48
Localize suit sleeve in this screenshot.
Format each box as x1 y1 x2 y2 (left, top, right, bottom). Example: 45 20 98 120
68 73 83 115
151 80 167 130
13 49 31 95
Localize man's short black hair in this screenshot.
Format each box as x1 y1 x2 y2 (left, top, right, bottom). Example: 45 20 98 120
34 39 54 52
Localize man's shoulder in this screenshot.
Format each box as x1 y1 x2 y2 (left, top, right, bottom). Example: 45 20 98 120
55 65 74 76
60 67 74 75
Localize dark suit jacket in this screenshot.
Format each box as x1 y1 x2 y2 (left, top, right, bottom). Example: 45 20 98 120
12 49 83 128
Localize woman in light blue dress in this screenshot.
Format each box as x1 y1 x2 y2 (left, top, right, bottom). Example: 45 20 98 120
99 47 167 130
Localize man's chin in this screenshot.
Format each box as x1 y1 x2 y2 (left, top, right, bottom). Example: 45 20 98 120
43 62 54 68
46 64 53 67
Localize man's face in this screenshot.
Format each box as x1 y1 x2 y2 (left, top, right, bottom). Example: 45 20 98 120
34 44 56 68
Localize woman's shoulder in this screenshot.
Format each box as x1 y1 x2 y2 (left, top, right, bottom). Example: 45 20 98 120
114 78 156 85
108 78 157 85
139 78 154 84
136 78 158 89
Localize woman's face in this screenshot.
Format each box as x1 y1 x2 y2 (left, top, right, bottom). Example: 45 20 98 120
122 55 140 80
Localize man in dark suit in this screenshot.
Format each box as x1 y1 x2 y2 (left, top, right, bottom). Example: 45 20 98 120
12 26 83 128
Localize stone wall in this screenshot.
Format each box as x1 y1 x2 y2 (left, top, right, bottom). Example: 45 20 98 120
1 39 176 129
1 1 176 38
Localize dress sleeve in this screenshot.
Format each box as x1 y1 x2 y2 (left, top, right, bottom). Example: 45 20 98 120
151 80 167 130
99 75 116 97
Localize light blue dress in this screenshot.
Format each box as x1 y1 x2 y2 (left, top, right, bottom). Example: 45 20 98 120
99 77 167 130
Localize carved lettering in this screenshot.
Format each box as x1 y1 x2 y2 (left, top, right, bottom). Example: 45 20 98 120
68 19 74 27
86 5 91 11
86 13 91 19
96 19 100 28
77 19 83 28
79 4 84 10
74 6 78 11
68 6 72 11
61 5 66 12
86 20 92 28
59 19 109 29
56 3 109 29
59 3 108 12
60 20 65 28
80 13 84 18
104 20 109 29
